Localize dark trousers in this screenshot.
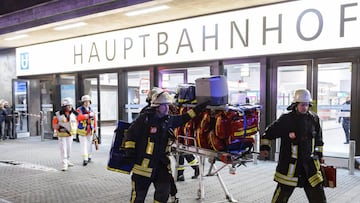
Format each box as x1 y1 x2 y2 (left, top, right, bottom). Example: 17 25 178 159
271 183 326 203
130 166 171 203
177 154 198 176
170 175 177 196
342 119 350 143
5 121 13 139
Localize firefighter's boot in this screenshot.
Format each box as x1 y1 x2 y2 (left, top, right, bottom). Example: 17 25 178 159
191 166 199 179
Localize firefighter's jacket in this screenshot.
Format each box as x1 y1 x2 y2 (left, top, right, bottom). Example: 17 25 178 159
77 106 96 136
52 109 78 137
124 107 199 178
260 110 324 187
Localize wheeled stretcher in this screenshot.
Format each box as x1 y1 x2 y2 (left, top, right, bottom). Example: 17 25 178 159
172 104 261 202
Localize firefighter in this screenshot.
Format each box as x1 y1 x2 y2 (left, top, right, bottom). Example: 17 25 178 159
260 89 326 203
124 90 209 203
176 154 199 181
52 97 78 171
77 95 97 166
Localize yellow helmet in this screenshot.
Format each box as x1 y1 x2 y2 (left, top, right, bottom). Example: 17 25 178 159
151 91 173 107
292 89 312 103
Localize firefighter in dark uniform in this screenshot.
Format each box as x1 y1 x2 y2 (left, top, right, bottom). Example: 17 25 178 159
124 90 208 203
260 89 327 203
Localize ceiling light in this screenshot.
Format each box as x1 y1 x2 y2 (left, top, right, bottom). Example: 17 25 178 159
125 5 169 16
4 34 28 41
54 22 87 31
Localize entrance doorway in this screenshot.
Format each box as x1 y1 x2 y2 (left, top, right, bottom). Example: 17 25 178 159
12 80 29 138
273 59 353 157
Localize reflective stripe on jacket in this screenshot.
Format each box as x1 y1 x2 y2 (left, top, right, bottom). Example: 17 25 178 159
53 111 77 137
77 106 96 136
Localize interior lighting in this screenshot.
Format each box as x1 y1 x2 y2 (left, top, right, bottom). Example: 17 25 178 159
54 22 87 31
4 34 28 41
125 5 169 16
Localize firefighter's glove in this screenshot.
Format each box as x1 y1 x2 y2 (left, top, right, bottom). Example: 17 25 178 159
259 145 270 160
193 100 210 115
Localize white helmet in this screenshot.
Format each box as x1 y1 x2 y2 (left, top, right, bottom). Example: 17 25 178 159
151 91 173 107
292 89 312 103
146 87 163 103
81 95 91 102
62 97 73 107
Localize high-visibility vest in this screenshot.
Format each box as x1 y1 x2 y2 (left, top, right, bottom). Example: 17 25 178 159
55 111 77 137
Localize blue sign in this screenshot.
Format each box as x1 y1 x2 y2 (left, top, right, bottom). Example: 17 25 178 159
20 52 29 70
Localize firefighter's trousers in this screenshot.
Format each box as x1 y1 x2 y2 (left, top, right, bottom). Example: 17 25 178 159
271 183 326 203
130 164 171 203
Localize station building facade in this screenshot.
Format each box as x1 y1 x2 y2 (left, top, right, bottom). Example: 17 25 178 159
2 1 360 162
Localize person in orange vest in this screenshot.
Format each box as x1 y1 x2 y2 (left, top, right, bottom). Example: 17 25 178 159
52 97 78 171
77 95 97 166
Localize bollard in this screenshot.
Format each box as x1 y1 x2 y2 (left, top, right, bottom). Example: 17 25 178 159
40 111 45 142
349 140 355 175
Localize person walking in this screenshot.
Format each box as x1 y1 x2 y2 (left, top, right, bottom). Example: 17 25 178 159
52 97 78 171
3 101 14 139
0 101 7 140
260 89 326 203
77 95 97 166
123 90 208 203
338 96 350 144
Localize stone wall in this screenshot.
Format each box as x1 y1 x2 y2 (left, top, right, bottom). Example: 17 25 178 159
0 49 16 104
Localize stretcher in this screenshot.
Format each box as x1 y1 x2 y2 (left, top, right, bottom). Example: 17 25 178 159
172 104 261 202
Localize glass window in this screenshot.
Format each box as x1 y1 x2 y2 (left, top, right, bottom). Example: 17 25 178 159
100 73 118 121
160 66 211 94
276 65 307 117
126 70 150 122
59 75 76 106
318 62 351 156
224 63 260 105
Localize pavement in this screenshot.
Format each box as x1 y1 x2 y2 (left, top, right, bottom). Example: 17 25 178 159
0 127 360 203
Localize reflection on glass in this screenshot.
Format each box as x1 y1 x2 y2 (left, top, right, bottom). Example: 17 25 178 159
276 65 306 118
13 81 29 134
83 78 98 114
60 75 76 106
224 63 260 105
318 62 351 157
40 80 54 137
126 70 150 122
100 73 118 121
160 66 210 95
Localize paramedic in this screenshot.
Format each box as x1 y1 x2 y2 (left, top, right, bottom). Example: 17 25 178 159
124 91 208 203
77 95 97 166
52 98 78 171
260 89 326 203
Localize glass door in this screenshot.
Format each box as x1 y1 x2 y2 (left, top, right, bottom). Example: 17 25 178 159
126 70 150 122
316 62 352 157
82 77 101 142
273 60 311 161
159 66 211 94
12 79 30 138
40 80 54 139
276 64 309 118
